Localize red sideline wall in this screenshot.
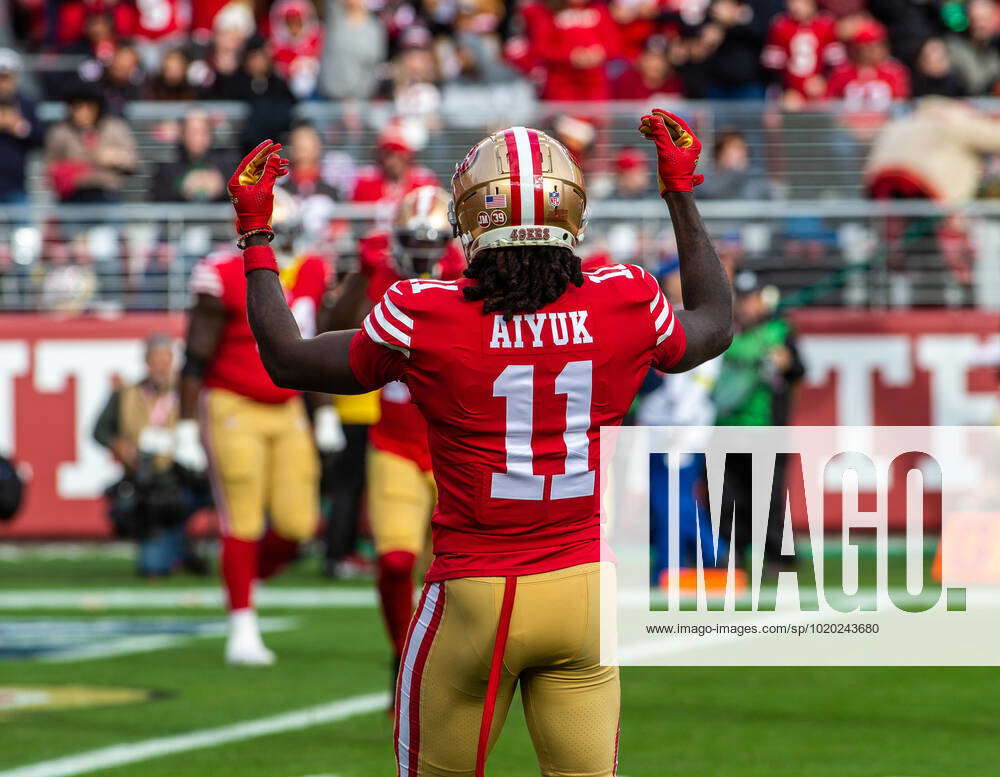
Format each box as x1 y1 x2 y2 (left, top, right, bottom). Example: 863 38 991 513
0 314 185 538
0 309 997 539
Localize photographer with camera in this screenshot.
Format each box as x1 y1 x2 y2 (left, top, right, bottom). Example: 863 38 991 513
94 334 209 577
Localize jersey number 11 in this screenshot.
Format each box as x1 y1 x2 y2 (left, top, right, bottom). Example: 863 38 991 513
491 360 596 501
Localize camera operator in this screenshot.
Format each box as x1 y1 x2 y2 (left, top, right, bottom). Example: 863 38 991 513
94 334 209 577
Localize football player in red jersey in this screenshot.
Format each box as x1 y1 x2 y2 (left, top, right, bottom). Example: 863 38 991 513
230 112 732 775
326 185 466 703
177 188 342 666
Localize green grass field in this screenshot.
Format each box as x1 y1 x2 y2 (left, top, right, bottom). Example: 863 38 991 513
1 547 998 777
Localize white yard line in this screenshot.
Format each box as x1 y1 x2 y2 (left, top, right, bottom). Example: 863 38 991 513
0 588 375 610
0 692 389 777
0 543 135 561
34 617 296 663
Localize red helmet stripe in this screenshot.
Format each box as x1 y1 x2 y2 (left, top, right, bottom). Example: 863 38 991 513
502 129 522 226
527 129 544 221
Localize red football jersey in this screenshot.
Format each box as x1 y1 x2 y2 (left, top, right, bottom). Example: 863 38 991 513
360 233 466 471
349 263 687 581
826 60 910 107
190 252 330 404
762 13 844 97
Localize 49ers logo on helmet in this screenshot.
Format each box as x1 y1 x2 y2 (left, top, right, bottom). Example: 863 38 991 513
510 227 550 240
451 126 586 258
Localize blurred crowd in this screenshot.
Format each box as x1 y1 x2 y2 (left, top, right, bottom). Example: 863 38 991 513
0 0 998 313
3 0 999 109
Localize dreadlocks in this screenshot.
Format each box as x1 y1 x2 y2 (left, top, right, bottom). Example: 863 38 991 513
462 246 584 321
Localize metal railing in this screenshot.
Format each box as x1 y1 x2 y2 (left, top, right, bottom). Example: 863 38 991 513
25 98 1000 205
1 198 998 313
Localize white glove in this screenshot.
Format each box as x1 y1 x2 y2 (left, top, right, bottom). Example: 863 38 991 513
173 419 208 473
313 404 346 454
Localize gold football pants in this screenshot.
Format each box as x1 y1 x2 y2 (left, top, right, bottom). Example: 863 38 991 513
201 388 319 542
394 562 620 777
368 448 436 556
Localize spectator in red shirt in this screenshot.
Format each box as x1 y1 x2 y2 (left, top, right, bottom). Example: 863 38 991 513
520 0 622 101
762 0 844 108
612 35 685 99
611 0 664 61
56 0 135 52
191 0 235 38
611 146 654 198
826 20 910 108
59 8 125 65
269 0 323 99
351 125 439 205
131 0 189 68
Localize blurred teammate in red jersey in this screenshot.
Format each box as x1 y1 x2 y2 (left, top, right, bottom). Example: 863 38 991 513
229 111 732 774
826 20 910 107
351 125 439 205
329 186 465 702
762 0 845 107
177 190 341 666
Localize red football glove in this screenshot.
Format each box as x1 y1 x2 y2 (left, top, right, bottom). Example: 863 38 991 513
227 139 289 242
638 109 704 195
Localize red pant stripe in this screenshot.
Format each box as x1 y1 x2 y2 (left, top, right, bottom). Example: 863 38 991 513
475 576 517 777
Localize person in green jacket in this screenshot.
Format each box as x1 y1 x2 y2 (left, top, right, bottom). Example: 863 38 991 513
713 271 805 569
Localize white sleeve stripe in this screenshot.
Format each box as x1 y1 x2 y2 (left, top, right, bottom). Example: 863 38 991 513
656 316 676 345
654 301 672 331
649 289 663 313
590 263 631 277
382 294 414 329
373 302 412 347
363 317 411 357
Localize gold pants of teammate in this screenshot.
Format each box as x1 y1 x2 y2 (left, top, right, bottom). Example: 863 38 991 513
368 448 436 555
201 388 319 542
395 562 620 777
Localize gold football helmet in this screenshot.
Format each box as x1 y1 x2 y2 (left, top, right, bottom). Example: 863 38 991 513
392 185 453 277
450 126 587 259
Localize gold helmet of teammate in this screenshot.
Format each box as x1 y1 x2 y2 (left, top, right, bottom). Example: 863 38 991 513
270 186 303 258
450 126 587 259
392 185 453 277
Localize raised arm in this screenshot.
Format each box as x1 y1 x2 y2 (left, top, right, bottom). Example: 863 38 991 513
640 109 733 372
663 191 733 371
244 240 366 394
229 140 368 395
